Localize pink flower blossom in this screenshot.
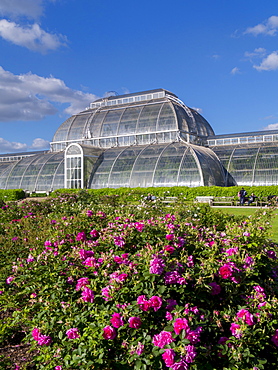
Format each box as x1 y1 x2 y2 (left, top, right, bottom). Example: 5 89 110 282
137 295 151 311
162 349 176 367
149 296 162 311
79 249 94 260
75 277 89 291
102 325 117 340
225 247 238 256
136 342 144 355
110 313 124 328
81 287 94 303
6 276 14 284
185 345 197 363
236 309 254 326
271 329 278 346
164 245 175 254
76 231 87 242
149 257 165 274
90 229 99 238
230 323 242 338
102 285 112 301
114 236 125 247
37 334 52 346
152 331 175 348
32 328 40 341
128 316 142 329
66 328 80 339
171 358 188 370
166 311 173 321
55 366 62 370
165 234 174 240
173 318 189 335
219 264 233 279
185 327 202 344
165 271 183 284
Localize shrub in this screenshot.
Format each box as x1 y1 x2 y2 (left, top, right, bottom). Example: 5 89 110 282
0 195 278 369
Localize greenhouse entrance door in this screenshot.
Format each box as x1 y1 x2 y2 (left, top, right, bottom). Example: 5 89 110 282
64 144 84 189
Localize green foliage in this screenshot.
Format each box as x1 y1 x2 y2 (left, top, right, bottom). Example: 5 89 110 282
50 185 278 204
0 193 278 369
0 189 25 201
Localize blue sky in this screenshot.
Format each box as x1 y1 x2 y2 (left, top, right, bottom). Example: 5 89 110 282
1 0 278 153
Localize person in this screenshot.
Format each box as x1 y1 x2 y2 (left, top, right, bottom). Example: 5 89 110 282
146 193 152 201
239 188 247 206
146 193 156 201
248 193 256 206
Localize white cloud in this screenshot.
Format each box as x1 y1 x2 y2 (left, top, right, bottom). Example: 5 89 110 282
231 67 240 75
244 48 266 59
0 0 44 20
254 51 278 71
0 66 98 122
30 138 50 149
0 19 67 53
263 123 278 130
0 137 27 152
0 137 50 153
0 0 67 53
245 15 278 36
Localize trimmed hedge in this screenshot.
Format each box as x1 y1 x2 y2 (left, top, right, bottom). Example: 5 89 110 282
50 185 278 203
0 189 25 201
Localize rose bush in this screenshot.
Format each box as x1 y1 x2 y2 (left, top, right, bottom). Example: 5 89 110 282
0 194 278 369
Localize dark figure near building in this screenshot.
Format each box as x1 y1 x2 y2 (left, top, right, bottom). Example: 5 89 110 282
239 188 247 205
248 193 257 206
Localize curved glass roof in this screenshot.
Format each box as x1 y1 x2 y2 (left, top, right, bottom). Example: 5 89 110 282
0 152 64 191
213 142 278 186
89 142 227 189
51 89 214 149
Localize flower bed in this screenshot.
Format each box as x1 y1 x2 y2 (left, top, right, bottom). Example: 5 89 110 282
0 195 278 369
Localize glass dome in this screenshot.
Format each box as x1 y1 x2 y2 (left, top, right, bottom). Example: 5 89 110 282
51 89 214 151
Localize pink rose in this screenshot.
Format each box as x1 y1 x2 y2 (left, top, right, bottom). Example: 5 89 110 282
149 296 162 311
75 277 89 291
173 318 189 335
32 328 40 341
162 349 175 367
128 316 142 329
230 323 242 338
219 264 233 279
81 287 94 303
152 331 175 348
90 229 99 238
236 309 254 326
110 313 124 328
102 325 117 340
66 328 80 339
37 334 52 346
137 295 151 311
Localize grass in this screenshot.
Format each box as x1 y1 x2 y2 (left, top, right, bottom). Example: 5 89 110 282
213 206 278 242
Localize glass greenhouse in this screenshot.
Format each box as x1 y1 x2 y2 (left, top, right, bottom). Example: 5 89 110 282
1 88 278 192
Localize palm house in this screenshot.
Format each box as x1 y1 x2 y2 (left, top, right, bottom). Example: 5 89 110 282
0 88 278 192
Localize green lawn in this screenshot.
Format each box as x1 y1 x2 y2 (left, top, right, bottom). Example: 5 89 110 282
213 207 278 242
